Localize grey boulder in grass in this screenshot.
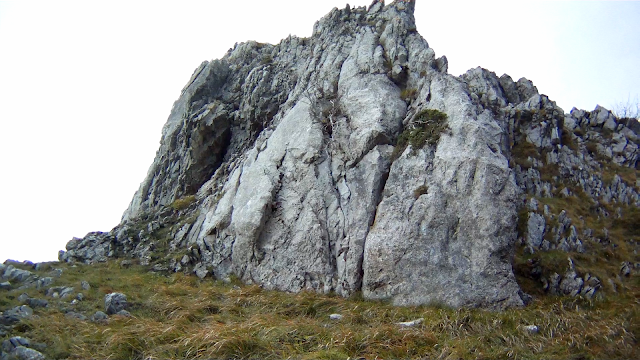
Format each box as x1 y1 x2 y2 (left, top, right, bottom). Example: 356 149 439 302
104 293 127 315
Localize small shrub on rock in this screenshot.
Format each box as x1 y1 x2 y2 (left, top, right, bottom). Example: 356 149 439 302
393 108 448 159
170 195 196 211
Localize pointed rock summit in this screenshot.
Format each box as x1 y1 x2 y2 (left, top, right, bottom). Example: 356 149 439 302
59 1 639 309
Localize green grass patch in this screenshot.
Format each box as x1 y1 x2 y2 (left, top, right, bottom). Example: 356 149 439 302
170 195 196 211
400 88 418 103
392 109 448 159
511 139 539 169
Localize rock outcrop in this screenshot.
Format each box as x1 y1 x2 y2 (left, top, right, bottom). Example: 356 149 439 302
58 0 638 309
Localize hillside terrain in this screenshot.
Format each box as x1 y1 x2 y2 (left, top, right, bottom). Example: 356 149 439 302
1 0 638 359
0 260 637 359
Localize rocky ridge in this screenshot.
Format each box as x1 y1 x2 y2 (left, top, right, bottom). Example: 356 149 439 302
56 0 638 309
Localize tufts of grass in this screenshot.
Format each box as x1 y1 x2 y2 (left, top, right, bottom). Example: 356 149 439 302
170 195 196 211
400 88 418 103
585 141 601 159
392 108 448 159
1 260 637 360
413 184 429 199
516 207 530 239
511 139 539 169
515 191 639 302
539 162 561 183
612 205 640 239
260 55 273 65
561 128 579 151
601 163 638 191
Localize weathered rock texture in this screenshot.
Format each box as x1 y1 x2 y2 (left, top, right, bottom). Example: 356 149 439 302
58 0 639 309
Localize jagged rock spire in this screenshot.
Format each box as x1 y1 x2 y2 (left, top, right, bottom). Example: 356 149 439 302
393 0 415 13
61 0 626 310
370 0 415 14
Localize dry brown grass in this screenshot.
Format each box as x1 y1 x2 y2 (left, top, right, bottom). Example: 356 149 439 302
1 261 637 360
511 139 539 169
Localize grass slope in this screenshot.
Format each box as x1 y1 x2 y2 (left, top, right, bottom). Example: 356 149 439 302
1 261 637 360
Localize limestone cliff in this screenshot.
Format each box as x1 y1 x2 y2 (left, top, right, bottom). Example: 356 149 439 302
58 0 639 309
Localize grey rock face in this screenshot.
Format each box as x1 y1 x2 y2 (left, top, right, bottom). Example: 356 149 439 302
60 1 639 308
526 212 545 250
104 293 127 315
56 1 526 309
59 233 111 264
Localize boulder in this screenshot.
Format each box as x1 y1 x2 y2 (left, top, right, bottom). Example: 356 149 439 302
1 266 33 283
115 310 131 317
52 1 527 309
80 281 91 291
35 277 53 290
7 346 46 360
104 293 128 315
25 299 48 309
48 269 63 278
46 286 74 299
90 311 108 322
2 337 31 353
65 312 87 321
0 306 32 326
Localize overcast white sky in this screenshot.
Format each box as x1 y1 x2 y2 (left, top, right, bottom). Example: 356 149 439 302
1 1 638 263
